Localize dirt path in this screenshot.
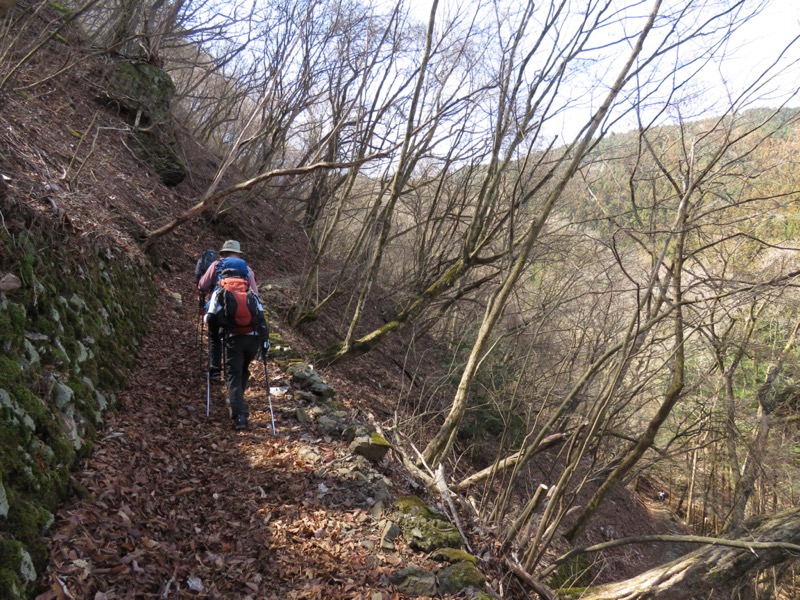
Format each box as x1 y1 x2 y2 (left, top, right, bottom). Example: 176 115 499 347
37 272 419 600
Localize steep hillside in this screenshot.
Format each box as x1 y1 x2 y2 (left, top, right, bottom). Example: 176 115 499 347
0 8 703 600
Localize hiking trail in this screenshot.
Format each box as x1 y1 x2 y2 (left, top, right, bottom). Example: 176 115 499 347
37 269 438 600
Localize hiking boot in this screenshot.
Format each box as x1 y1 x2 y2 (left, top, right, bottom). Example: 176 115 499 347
234 415 248 430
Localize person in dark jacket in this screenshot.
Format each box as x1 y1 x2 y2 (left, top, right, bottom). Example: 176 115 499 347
197 240 258 382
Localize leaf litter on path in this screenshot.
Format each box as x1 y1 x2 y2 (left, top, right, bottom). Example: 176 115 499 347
38 271 452 600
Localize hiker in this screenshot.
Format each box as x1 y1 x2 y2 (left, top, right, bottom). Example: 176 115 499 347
205 262 269 430
197 240 258 382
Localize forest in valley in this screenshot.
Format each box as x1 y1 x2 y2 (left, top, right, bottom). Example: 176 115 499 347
4 0 800 598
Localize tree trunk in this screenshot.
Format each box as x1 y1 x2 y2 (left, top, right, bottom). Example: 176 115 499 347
724 315 800 530
577 508 800 600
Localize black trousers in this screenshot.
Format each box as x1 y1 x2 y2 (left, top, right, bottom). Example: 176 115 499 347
208 320 222 374
224 333 261 422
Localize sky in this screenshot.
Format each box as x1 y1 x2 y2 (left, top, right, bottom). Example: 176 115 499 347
717 0 800 99
401 0 800 139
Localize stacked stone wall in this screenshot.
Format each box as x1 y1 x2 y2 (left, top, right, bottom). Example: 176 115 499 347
0 200 154 598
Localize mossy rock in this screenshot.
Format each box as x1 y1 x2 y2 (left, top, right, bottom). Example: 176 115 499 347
0 566 24 600
370 432 391 446
395 495 441 517
285 362 311 376
430 547 477 565
437 561 485 595
5 498 44 545
111 61 175 122
0 539 36 593
350 433 391 463
394 496 462 552
11 387 45 428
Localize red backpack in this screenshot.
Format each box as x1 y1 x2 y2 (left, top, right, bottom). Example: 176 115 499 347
217 276 260 334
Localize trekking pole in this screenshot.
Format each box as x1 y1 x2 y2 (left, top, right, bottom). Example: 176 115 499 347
206 370 211 417
200 293 210 417
262 349 276 437
195 292 205 350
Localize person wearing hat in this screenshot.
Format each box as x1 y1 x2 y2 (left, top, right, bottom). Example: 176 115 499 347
204 276 268 430
197 240 259 382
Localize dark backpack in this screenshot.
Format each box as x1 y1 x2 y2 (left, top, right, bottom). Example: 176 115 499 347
216 274 260 335
194 249 218 283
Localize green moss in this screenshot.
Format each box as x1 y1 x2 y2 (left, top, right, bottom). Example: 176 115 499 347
45 347 69 368
548 555 593 589
77 435 94 459
0 569 23 599
430 548 477 565
369 432 391 447
83 313 103 336
0 409 28 470
50 2 72 15
114 62 176 114
322 398 346 412
0 536 36 598
0 211 156 591
28 541 47 577
32 316 56 336
15 237 36 285
394 496 461 552
437 561 485 595
80 361 99 383
0 357 21 388
98 366 119 388
395 495 430 516
52 32 70 44
61 328 78 358
42 424 74 467
6 303 26 332
556 587 589 598
50 466 71 495
11 387 45 428
64 306 83 331
6 499 42 545
67 377 91 401
0 540 24 571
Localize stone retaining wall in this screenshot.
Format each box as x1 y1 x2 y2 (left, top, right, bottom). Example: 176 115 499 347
0 201 154 598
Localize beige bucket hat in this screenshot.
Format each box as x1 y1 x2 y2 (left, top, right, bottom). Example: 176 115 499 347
219 240 243 254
